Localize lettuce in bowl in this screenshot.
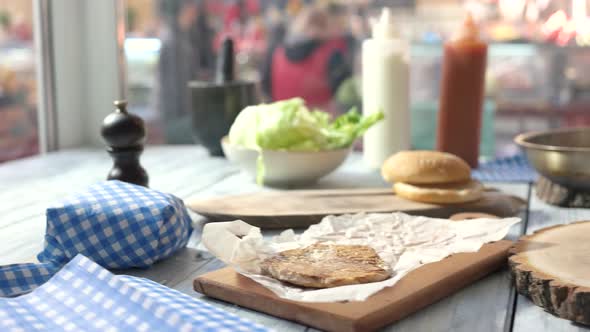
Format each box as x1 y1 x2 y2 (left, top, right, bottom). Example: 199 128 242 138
227 98 384 184
229 98 383 151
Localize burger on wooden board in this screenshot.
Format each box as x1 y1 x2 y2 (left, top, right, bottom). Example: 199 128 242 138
381 150 483 204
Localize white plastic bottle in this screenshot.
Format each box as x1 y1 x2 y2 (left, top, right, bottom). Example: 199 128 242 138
362 8 410 168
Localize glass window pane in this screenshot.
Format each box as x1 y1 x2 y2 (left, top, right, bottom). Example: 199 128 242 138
0 1 38 162
124 0 590 158
125 0 369 147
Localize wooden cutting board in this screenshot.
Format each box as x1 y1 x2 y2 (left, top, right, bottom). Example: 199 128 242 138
187 188 525 228
194 240 514 332
509 222 590 325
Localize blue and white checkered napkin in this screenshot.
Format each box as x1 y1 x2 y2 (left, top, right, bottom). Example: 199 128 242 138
0 254 270 332
0 180 193 297
472 154 537 183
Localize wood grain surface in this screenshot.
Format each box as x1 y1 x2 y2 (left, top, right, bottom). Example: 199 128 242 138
511 189 590 332
509 222 590 325
5 147 576 332
187 188 525 228
194 241 514 332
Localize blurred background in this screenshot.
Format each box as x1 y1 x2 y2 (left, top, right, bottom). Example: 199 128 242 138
3 0 590 162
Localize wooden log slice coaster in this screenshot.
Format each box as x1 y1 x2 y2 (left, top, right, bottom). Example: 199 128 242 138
536 176 590 207
509 222 590 325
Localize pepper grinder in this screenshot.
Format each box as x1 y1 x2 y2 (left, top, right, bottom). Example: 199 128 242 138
101 100 149 187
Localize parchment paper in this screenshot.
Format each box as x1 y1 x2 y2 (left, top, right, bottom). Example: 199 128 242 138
202 212 520 302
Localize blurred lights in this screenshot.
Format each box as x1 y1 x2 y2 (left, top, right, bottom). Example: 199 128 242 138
124 38 161 55
559 20 577 46
495 0 590 47
572 0 587 23
525 2 539 23
541 8 590 47
498 0 526 22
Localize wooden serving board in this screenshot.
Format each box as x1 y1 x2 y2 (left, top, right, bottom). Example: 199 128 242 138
194 240 514 332
187 188 525 228
509 221 590 325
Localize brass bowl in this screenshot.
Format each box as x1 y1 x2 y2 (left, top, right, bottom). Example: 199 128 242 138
515 127 590 190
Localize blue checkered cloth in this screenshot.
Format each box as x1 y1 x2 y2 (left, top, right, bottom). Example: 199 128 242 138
0 254 270 332
0 180 193 297
472 154 537 183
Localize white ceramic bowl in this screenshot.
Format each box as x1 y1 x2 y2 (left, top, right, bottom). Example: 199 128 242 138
221 137 351 187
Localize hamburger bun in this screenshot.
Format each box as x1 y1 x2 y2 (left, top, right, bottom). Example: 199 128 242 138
381 150 471 185
393 179 484 204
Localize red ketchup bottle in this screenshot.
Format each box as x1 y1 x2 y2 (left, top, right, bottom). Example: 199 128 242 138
436 13 487 168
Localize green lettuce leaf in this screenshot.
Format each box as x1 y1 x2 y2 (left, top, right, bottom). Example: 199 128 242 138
229 98 383 151
227 98 383 184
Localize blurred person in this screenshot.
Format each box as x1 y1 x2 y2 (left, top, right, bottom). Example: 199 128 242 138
326 3 358 69
155 0 213 144
260 5 286 98
224 0 260 28
262 5 352 113
333 5 368 111
286 0 304 17
224 0 247 31
240 14 266 54
190 3 214 73
0 10 11 42
0 66 38 161
9 14 32 42
349 5 370 42
215 0 262 53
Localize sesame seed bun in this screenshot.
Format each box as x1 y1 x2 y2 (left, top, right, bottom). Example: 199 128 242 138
381 151 471 185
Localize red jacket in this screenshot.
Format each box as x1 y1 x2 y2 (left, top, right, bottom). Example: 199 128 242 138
271 38 347 111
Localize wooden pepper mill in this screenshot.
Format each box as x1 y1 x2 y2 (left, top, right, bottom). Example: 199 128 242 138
101 100 149 187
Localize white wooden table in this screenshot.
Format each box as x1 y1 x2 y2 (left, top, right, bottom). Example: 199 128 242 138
0 146 588 332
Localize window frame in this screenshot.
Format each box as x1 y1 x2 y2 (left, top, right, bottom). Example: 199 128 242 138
33 0 127 151
33 0 57 153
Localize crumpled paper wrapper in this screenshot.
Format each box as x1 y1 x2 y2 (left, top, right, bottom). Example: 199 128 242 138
202 212 520 302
